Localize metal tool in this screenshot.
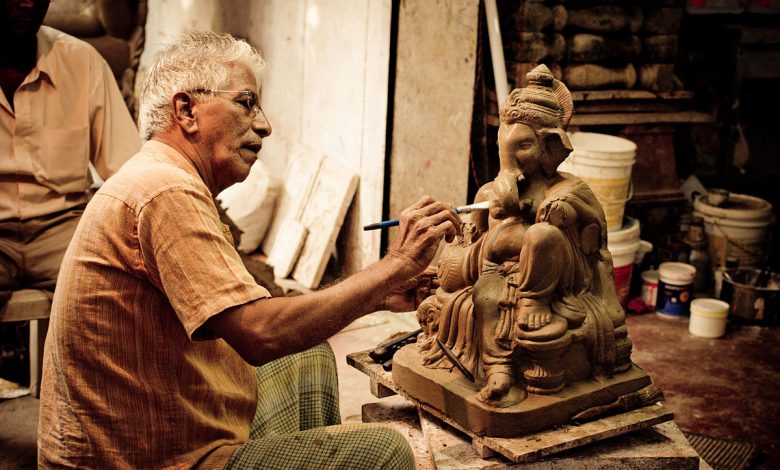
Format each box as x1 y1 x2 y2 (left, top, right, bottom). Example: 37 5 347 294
363 201 490 231
369 328 423 364
436 339 475 382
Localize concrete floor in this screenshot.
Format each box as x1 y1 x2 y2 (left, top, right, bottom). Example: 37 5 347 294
1 310 777 469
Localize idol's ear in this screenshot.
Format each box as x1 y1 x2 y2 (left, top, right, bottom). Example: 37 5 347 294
539 128 573 177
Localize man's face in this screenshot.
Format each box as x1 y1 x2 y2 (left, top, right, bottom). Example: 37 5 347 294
1 0 50 39
194 64 272 193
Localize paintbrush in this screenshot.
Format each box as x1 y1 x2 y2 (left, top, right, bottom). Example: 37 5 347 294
571 384 664 424
363 201 490 231
436 339 475 382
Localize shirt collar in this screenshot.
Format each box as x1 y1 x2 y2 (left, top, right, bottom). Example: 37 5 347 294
29 26 58 88
140 140 213 197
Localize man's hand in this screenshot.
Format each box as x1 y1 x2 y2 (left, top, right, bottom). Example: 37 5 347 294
385 196 461 280
382 266 438 312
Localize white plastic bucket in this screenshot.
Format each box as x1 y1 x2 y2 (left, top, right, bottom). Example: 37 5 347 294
689 298 729 338
693 193 773 269
559 132 636 232
656 262 697 317
607 217 641 308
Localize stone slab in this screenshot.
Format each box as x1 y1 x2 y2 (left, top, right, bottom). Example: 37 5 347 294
392 344 653 438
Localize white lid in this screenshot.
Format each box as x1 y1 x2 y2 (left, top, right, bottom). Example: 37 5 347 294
691 298 729 318
659 262 696 284
641 270 659 283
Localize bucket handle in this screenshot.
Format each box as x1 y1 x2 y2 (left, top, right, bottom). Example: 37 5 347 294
711 220 766 258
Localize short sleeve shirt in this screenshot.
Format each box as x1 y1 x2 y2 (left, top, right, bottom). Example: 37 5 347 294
38 140 270 469
0 26 141 221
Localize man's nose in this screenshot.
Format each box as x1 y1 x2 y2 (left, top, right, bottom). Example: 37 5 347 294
252 109 272 137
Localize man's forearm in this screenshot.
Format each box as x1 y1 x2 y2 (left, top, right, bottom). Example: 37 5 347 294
208 254 413 366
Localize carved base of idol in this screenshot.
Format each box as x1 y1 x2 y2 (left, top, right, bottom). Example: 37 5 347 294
392 341 651 438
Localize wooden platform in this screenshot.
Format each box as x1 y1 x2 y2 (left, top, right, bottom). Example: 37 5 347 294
347 350 688 465
363 401 705 469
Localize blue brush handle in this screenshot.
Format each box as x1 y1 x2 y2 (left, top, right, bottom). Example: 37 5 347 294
363 219 400 231
362 201 489 231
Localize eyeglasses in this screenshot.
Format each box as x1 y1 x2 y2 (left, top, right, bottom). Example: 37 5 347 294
193 89 263 117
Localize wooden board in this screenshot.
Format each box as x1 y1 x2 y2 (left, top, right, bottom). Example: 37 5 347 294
0 289 51 322
266 219 307 278
388 0 479 248
292 156 359 288
261 145 323 257
418 410 698 469
421 401 673 464
347 350 675 464
569 111 713 126
571 90 694 101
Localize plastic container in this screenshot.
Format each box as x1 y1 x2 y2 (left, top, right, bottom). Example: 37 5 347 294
641 270 659 307
559 132 637 231
689 298 729 338
656 262 697 317
693 192 773 270
607 217 641 308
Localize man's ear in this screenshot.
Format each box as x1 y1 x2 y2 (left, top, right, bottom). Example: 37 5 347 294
173 92 198 134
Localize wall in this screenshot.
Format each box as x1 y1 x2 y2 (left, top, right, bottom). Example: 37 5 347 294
388 0 480 246
138 0 392 275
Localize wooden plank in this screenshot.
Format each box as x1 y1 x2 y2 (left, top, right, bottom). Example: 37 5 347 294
266 219 307 278
343 0 392 276
477 405 674 463
347 350 396 391
388 0 479 248
370 378 397 398
570 111 713 126
412 390 673 463
571 90 694 101
301 0 391 276
418 409 698 469
348 350 680 465
0 289 51 322
261 146 323 257
292 156 358 288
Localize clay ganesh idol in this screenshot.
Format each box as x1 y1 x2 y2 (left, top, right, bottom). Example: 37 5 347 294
393 65 651 438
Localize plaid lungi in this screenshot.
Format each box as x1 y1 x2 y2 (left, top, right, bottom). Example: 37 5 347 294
226 343 415 470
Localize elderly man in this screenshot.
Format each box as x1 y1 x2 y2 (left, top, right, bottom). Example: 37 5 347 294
38 31 459 469
0 0 141 379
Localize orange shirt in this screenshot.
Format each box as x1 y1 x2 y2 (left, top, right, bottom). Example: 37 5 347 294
0 26 141 221
38 141 270 469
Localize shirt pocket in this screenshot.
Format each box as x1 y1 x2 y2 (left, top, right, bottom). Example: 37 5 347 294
33 125 90 194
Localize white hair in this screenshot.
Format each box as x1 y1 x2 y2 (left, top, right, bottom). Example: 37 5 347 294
139 30 266 140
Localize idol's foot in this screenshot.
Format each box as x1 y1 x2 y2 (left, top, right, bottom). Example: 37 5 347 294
477 372 514 404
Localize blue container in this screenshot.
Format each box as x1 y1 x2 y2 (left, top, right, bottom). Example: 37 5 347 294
656 262 696 317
